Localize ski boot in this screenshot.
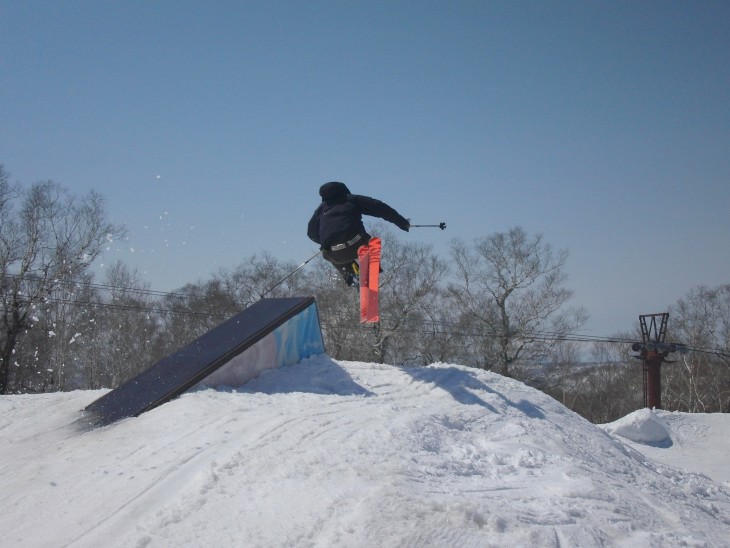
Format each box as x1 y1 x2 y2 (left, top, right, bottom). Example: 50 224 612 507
340 261 360 287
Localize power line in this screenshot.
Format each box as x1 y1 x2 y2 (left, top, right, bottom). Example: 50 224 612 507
319 319 730 359
3 273 191 300
33 296 231 320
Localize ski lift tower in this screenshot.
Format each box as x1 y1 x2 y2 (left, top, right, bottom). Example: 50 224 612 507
631 313 688 409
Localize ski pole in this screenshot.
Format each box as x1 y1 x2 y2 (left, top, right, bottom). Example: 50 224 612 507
409 222 447 230
260 249 323 299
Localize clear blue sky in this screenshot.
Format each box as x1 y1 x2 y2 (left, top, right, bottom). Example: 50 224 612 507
2 0 729 338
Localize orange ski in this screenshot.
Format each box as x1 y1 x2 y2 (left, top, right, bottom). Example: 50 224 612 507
358 237 381 323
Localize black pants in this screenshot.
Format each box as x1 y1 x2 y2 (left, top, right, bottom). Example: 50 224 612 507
323 240 366 282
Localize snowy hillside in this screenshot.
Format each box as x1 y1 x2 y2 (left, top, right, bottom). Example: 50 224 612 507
1 357 729 547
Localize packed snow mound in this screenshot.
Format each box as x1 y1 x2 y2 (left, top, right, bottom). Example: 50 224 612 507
601 408 730 490
1 357 730 547
602 408 672 445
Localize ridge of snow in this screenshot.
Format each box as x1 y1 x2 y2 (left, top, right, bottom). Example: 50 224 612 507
601 408 672 445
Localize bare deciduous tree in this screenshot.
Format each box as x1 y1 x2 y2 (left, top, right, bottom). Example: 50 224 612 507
372 229 449 364
0 168 125 393
83 262 162 388
309 226 448 365
666 285 730 412
448 226 587 378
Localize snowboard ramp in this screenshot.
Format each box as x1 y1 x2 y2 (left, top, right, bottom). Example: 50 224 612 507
84 297 324 426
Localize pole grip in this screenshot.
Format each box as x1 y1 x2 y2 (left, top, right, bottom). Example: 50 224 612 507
409 222 446 230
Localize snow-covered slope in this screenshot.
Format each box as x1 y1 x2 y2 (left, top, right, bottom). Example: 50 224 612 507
1 356 729 547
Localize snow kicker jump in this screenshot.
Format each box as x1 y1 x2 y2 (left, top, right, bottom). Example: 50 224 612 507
84 297 324 426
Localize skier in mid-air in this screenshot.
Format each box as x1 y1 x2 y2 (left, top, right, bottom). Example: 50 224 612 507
307 181 410 285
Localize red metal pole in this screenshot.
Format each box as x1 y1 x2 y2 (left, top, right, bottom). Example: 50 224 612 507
645 352 662 409
639 313 669 410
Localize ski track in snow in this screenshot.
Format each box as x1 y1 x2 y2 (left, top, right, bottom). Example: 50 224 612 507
1 356 730 547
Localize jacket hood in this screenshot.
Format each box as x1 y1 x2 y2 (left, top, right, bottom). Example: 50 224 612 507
319 181 351 203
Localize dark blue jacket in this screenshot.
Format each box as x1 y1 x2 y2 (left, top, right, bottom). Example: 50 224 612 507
307 182 409 249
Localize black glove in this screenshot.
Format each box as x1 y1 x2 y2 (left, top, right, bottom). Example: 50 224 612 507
397 217 410 232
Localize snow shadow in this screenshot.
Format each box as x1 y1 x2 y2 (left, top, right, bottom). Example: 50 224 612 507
403 365 546 419
642 437 674 449
235 355 374 397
